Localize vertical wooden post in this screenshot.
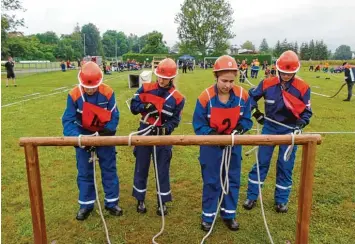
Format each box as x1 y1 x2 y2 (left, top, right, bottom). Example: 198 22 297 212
296 140 317 244
24 144 47 244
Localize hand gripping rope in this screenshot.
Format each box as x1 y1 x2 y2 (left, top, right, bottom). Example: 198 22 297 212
200 131 237 244
127 117 165 244
78 132 112 244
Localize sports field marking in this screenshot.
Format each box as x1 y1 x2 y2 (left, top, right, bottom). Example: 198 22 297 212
2 73 139 108
2 90 68 108
52 86 68 91
311 92 330 97
22 92 41 98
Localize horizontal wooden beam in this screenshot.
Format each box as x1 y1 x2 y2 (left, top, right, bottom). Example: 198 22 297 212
19 134 322 147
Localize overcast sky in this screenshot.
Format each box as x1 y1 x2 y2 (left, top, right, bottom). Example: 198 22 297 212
14 0 355 52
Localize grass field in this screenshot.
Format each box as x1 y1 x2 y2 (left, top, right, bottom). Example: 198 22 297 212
1 68 355 244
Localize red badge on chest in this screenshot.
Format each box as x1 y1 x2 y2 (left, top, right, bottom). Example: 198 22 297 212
82 102 112 132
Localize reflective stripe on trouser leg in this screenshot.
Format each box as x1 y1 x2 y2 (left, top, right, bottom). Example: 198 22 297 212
220 146 241 220
199 146 222 223
76 147 95 209
154 145 173 203
247 144 275 200
274 144 297 204
96 146 119 208
132 146 152 201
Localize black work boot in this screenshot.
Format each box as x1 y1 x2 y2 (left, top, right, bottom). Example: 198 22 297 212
201 221 212 232
76 208 93 221
105 205 123 216
156 203 168 216
243 199 257 210
137 200 147 214
223 219 240 231
343 99 350 101
275 203 288 213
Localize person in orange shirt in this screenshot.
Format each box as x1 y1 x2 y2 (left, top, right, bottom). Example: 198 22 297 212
239 60 248 83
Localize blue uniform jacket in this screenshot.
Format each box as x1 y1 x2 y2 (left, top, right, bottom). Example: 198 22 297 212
130 82 185 135
193 84 253 135
62 84 119 136
249 76 312 127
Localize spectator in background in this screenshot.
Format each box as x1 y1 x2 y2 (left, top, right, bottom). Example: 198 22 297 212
61 61 66 72
3 56 16 87
182 60 187 73
66 60 71 70
342 62 355 101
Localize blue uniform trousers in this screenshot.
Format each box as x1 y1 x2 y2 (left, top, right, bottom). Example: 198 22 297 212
76 146 119 209
132 145 173 203
199 145 242 223
246 122 297 204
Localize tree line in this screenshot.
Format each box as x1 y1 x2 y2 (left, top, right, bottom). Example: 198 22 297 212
1 0 353 61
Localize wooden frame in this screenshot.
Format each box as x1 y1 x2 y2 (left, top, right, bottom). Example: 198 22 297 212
19 134 321 244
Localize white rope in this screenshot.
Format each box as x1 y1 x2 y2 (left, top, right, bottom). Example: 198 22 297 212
245 146 258 156
264 116 294 130
77 132 99 148
152 145 165 244
78 134 85 148
254 123 275 244
201 131 237 244
128 118 160 146
284 129 301 162
126 117 164 244
90 150 111 244
240 70 257 87
79 132 110 243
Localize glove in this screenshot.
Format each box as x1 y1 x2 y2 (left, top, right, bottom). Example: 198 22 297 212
252 109 265 125
150 126 167 135
99 128 116 136
231 124 245 135
295 120 306 132
144 103 157 113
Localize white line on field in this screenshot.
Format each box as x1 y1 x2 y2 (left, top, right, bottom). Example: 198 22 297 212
311 92 330 98
2 90 69 108
2 73 136 108
52 86 67 91
22 92 41 98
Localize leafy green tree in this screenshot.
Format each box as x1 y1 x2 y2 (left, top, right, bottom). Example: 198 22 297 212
333 45 352 60
1 0 25 58
175 0 235 55
140 31 168 54
259 38 269 53
241 40 255 51
273 40 282 57
35 31 59 45
81 23 101 56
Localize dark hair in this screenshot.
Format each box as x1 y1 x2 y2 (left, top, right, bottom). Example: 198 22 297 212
343 62 347 66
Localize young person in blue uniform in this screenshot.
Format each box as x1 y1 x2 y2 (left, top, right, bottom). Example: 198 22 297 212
130 58 185 215
62 61 122 220
193 55 253 231
243 50 313 213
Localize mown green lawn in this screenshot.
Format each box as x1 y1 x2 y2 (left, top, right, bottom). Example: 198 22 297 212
1 68 355 244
